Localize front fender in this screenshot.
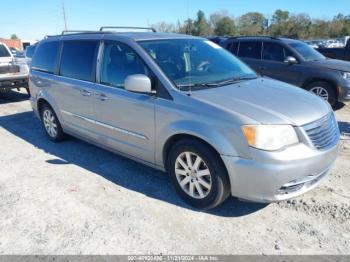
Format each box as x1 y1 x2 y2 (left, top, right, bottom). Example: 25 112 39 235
155 119 247 167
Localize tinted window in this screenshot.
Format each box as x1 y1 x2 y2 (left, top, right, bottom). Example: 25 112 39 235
238 41 262 59
60 41 98 82
0 45 11 57
32 41 60 73
229 41 238 55
25 45 36 58
100 42 150 89
262 42 286 62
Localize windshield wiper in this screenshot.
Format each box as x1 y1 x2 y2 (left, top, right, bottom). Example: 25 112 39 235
206 76 257 87
177 76 257 89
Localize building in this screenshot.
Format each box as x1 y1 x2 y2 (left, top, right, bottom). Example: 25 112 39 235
0 39 37 51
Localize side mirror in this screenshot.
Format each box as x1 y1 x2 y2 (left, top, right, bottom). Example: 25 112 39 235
125 74 153 94
284 56 298 65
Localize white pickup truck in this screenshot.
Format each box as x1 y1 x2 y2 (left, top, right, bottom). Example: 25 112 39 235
0 42 29 94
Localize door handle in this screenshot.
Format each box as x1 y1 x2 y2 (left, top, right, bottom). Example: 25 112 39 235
80 89 92 97
97 93 109 101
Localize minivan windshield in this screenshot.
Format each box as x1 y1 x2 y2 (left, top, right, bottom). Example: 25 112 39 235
139 39 257 90
288 41 325 61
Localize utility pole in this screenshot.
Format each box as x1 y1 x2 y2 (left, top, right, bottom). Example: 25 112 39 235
62 0 68 31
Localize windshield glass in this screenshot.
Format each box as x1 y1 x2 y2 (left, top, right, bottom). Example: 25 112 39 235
288 41 325 61
138 39 257 90
0 45 11 57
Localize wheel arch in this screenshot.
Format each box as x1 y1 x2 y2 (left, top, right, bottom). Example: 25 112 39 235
302 78 339 98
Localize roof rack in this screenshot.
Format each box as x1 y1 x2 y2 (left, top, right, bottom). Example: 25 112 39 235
61 30 101 35
99 26 156 32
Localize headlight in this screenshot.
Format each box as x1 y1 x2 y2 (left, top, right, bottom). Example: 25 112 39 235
241 125 299 151
341 72 350 81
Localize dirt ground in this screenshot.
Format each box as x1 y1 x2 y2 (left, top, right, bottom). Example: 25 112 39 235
0 90 349 255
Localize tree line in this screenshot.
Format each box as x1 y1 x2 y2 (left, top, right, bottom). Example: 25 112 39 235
152 9 350 39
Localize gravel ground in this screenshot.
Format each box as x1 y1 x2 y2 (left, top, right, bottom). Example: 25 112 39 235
0 90 349 255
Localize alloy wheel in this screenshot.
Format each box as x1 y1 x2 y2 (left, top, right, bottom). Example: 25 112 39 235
174 151 212 199
309 86 329 101
43 109 58 138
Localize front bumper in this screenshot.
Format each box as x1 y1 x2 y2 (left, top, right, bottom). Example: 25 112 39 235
338 84 350 101
221 142 339 203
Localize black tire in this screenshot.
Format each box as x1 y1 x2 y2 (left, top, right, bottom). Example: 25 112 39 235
40 103 65 142
167 139 230 210
306 81 336 107
25 88 31 97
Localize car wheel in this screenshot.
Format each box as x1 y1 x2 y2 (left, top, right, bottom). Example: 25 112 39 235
306 81 336 106
167 139 230 210
41 104 65 142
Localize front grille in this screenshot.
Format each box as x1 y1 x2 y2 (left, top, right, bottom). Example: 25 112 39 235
303 113 340 150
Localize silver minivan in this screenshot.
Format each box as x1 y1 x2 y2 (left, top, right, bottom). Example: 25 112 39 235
29 28 340 209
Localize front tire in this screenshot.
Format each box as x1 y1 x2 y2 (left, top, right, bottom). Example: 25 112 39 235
40 104 65 142
167 139 230 210
306 81 336 106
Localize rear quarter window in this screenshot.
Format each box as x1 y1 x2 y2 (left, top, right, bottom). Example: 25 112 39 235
238 41 262 59
32 41 60 73
59 41 98 82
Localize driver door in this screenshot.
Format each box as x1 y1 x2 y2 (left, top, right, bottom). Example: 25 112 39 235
93 41 156 164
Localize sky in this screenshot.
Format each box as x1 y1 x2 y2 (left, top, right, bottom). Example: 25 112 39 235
1 0 350 40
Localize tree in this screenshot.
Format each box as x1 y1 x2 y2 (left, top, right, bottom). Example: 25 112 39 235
152 22 176 33
269 9 290 36
193 10 210 36
178 18 196 35
238 12 266 35
11 34 18 39
214 16 236 36
284 14 312 38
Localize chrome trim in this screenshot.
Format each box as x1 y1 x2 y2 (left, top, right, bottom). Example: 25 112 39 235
303 113 340 150
61 110 148 140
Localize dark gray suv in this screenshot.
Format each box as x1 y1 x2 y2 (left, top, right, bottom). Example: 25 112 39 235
222 36 350 106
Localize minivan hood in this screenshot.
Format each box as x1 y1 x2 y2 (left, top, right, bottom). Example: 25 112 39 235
192 78 330 126
308 58 350 72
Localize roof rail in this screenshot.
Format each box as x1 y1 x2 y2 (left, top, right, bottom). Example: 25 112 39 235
61 30 101 35
99 26 157 32
228 35 280 40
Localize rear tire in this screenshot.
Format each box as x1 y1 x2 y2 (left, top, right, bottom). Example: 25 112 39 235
167 139 230 210
306 81 336 107
40 103 65 142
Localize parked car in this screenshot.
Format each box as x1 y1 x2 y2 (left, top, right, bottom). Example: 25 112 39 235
207 36 228 45
29 28 340 209
318 38 350 61
222 36 350 106
0 42 29 93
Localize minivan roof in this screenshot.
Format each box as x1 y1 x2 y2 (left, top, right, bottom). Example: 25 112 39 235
46 31 199 41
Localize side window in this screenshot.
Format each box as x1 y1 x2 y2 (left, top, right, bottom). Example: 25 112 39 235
60 41 98 82
25 46 35 58
238 41 262 59
31 41 60 73
100 42 149 89
262 42 286 62
228 41 238 55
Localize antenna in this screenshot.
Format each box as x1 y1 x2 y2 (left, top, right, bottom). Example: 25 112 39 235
186 0 192 96
61 0 68 31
